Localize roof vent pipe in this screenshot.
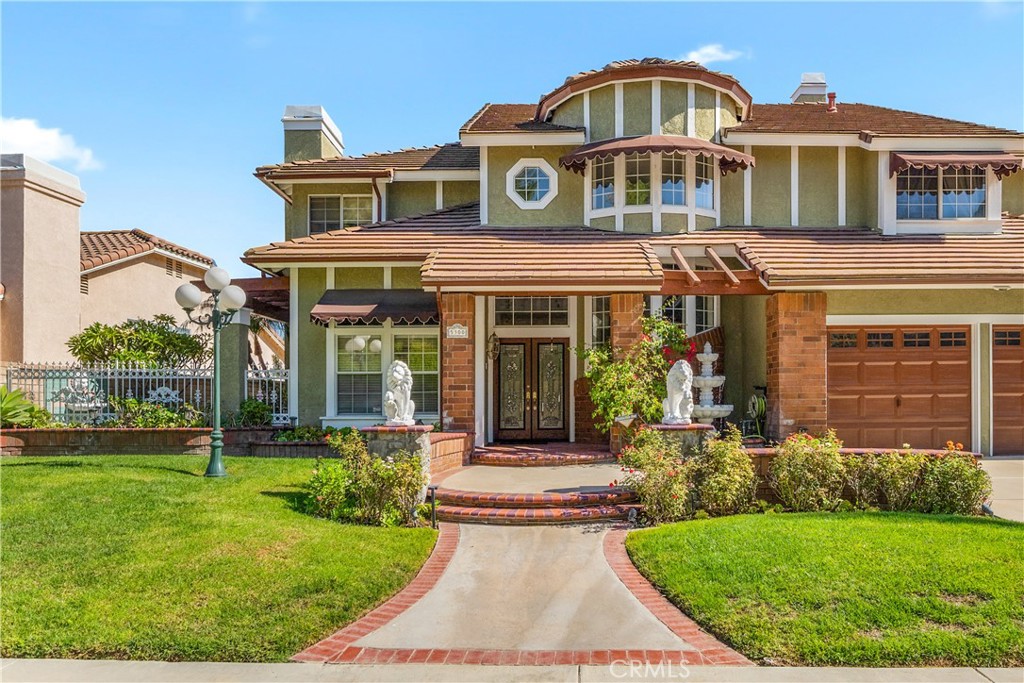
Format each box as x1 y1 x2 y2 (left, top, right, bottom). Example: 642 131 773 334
827 92 838 113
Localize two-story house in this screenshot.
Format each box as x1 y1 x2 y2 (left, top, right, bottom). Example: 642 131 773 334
244 59 1024 456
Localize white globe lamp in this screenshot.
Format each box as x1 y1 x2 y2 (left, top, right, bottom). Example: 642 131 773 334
174 283 203 311
203 267 232 292
217 285 247 312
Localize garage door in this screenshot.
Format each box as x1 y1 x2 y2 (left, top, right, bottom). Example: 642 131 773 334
993 326 1024 455
827 326 971 450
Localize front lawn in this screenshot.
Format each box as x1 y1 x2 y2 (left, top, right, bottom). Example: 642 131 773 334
0 456 436 662
626 512 1024 667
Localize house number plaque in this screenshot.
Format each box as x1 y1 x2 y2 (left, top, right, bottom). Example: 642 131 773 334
446 323 469 339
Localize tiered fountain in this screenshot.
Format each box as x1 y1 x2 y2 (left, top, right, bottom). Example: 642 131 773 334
691 342 734 424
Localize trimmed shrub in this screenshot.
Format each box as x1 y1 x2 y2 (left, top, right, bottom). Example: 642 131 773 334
619 428 694 524
692 424 756 516
303 457 356 521
769 430 845 511
235 399 272 427
106 397 205 428
844 452 881 508
915 450 992 515
874 450 927 511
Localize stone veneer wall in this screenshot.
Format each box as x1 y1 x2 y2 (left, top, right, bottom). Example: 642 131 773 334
765 292 828 441
440 293 476 433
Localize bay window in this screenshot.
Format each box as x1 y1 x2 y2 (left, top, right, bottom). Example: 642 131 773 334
662 153 686 206
625 153 651 206
695 154 715 210
592 156 615 210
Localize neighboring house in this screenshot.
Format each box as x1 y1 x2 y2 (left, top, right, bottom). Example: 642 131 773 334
244 58 1024 455
79 229 213 327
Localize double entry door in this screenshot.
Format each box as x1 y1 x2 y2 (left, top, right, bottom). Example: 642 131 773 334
494 338 569 441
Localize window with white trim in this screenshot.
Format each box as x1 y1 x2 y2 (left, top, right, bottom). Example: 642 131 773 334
592 156 615 210
336 334 384 414
695 295 716 333
695 154 715 210
648 295 718 336
495 296 569 326
334 329 440 417
514 166 550 202
394 335 439 414
661 153 686 206
661 295 686 326
309 195 373 234
591 296 611 346
624 153 651 206
506 158 559 209
896 167 986 220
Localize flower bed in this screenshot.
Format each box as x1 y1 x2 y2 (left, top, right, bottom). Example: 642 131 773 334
0 428 211 456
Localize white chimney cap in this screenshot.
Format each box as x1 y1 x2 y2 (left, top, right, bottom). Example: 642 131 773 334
282 105 344 155
791 73 828 103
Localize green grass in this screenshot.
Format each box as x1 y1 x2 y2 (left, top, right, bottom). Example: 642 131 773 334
0 455 437 662
626 512 1024 667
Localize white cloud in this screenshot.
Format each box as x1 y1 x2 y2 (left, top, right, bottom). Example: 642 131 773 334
0 117 102 171
683 44 746 65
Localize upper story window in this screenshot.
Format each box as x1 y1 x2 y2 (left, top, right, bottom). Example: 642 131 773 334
662 153 686 206
310 195 373 234
592 157 615 210
625 153 651 206
896 167 986 220
695 154 715 210
506 158 559 209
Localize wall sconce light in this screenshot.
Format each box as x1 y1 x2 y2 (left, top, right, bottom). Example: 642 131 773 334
487 333 500 361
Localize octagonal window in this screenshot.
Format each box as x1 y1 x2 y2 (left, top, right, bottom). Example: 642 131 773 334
506 158 559 209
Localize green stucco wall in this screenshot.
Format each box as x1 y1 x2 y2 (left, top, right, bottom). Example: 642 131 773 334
695 86 716 141
721 295 767 420
661 82 687 136
335 267 384 289
827 289 1024 315
845 147 878 228
750 146 791 226
1002 172 1024 216
720 103 739 131
552 95 584 129
590 216 615 232
623 212 653 233
721 164 744 226
590 86 615 141
387 181 435 220
695 215 717 231
442 181 479 208
799 147 839 227
623 82 652 136
297 268 327 425
487 146 583 226
284 130 340 163
661 213 687 233
392 267 422 289
287 183 375 240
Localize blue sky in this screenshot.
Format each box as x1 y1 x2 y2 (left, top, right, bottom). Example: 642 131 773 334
3 1 1022 277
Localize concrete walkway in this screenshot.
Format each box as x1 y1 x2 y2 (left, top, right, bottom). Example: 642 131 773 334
981 456 1024 522
438 463 621 494
3 659 1022 682
355 524 687 651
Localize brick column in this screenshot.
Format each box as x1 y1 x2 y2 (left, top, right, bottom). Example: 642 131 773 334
440 293 475 433
765 291 828 441
610 293 644 359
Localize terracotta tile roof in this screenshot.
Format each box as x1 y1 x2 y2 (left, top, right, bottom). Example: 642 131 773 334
244 202 662 290
460 104 583 134
556 58 741 92
728 102 1022 138
652 219 1024 287
255 143 479 180
81 229 214 272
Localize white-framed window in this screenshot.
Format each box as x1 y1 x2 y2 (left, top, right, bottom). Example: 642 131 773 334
695 295 716 333
896 166 986 220
695 154 714 210
624 153 651 206
648 295 718 336
494 296 570 327
333 326 440 417
592 156 615 210
506 158 559 209
662 153 686 206
309 195 373 234
591 295 611 346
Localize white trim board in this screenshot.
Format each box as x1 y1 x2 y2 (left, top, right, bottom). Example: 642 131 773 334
827 314 1024 325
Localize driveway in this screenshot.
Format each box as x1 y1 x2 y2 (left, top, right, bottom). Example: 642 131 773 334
981 456 1024 522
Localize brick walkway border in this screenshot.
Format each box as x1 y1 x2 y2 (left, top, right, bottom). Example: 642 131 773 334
295 522 751 666
603 529 752 666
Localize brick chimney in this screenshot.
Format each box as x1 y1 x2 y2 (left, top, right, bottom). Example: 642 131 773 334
282 105 344 162
790 73 827 104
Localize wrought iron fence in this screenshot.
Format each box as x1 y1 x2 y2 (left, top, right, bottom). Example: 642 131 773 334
245 368 289 424
4 362 214 425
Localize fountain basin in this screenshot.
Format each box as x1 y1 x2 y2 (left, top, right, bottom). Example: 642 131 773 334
692 404 734 424
692 375 725 390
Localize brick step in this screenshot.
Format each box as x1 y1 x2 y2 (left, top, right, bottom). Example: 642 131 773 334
436 503 639 525
435 487 637 509
470 451 615 467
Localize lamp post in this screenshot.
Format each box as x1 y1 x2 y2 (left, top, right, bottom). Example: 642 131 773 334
175 267 247 478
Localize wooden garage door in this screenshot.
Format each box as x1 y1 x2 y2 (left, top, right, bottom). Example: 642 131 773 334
827 326 971 450
993 326 1024 455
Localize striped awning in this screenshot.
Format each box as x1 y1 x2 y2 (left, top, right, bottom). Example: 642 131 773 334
559 135 755 175
310 289 438 326
889 151 1022 179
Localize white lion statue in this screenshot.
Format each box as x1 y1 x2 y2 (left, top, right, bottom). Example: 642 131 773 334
662 360 694 425
384 360 416 426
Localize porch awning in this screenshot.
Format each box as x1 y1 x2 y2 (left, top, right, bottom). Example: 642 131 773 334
310 289 439 326
559 135 756 175
889 151 1023 179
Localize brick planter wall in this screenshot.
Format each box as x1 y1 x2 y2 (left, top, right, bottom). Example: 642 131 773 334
248 441 332 458
223 427 281 456
0 428 211 456
429 432 473 477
